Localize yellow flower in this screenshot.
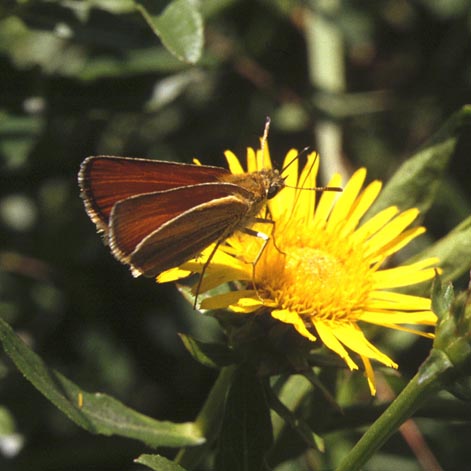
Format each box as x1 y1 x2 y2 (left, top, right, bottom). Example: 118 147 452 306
158 143 439 395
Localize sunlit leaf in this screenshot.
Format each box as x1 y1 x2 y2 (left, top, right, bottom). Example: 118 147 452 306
0 317 204 448
136 0 204 64
135 454 188 471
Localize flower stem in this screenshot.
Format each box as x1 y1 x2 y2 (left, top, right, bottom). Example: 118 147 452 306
335 349 453 471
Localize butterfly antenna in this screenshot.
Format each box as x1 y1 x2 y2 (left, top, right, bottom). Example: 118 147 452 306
283 151 342 211
289 152 318 212
280 146 311 176
260 117 271 168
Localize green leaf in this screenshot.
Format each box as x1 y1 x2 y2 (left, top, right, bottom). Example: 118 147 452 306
431 276 454 321
368 105 471 217
179 334 236 369
215 367 273 471
135 454 188 471
264 379 317 449
136 0 204 64
270 375 311 441
414 215 471 283
0 317 204 448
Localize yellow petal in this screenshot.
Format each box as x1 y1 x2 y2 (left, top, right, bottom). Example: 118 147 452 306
313 320 358 370
372 258 438 289
330 322 397 368
271 309 317 341
313 173 343 226
224 150 244 174
367 290 433 310
361 320 435 338
200 290 259 311
339 180 382 237
157 267 192 283
359 309 437 325
351 206 400 243
328 168 366 229
360 356 376 395
364 208 419 254
248 147 257 172
257 139 273 170
197 267 251 293
233 296 270 310
271 149 299 217
369 228 426 265
291 151 319 221
282 149 300 188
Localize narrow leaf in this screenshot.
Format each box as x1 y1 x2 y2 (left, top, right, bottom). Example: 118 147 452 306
136 0 204 64
179 334 236 369
135 454 188 471
264 381 317 449
413 215 471 283
368 105 471 217
0 317 203 448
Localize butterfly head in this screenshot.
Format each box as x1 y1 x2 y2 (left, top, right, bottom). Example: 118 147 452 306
261 168 286 200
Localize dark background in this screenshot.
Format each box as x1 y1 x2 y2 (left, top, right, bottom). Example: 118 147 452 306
1 1 470 470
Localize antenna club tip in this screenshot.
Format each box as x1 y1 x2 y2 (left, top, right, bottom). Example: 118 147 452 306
263 117 271 135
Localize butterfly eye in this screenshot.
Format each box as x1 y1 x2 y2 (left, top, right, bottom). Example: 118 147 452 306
267 184 279 199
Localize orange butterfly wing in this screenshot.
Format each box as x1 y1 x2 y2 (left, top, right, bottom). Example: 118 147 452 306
108 183 254 276
79 156 230 231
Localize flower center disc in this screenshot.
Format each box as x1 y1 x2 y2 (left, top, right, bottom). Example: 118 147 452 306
265 243 372 323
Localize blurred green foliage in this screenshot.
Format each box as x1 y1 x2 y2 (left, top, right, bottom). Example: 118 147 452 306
1 0 471 470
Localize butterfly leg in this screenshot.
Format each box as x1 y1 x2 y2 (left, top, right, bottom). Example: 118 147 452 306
192 237 226 310
252 218 285 255
240 227 269 299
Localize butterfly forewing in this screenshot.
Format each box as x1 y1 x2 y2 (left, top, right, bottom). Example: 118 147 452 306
79 156 230 229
